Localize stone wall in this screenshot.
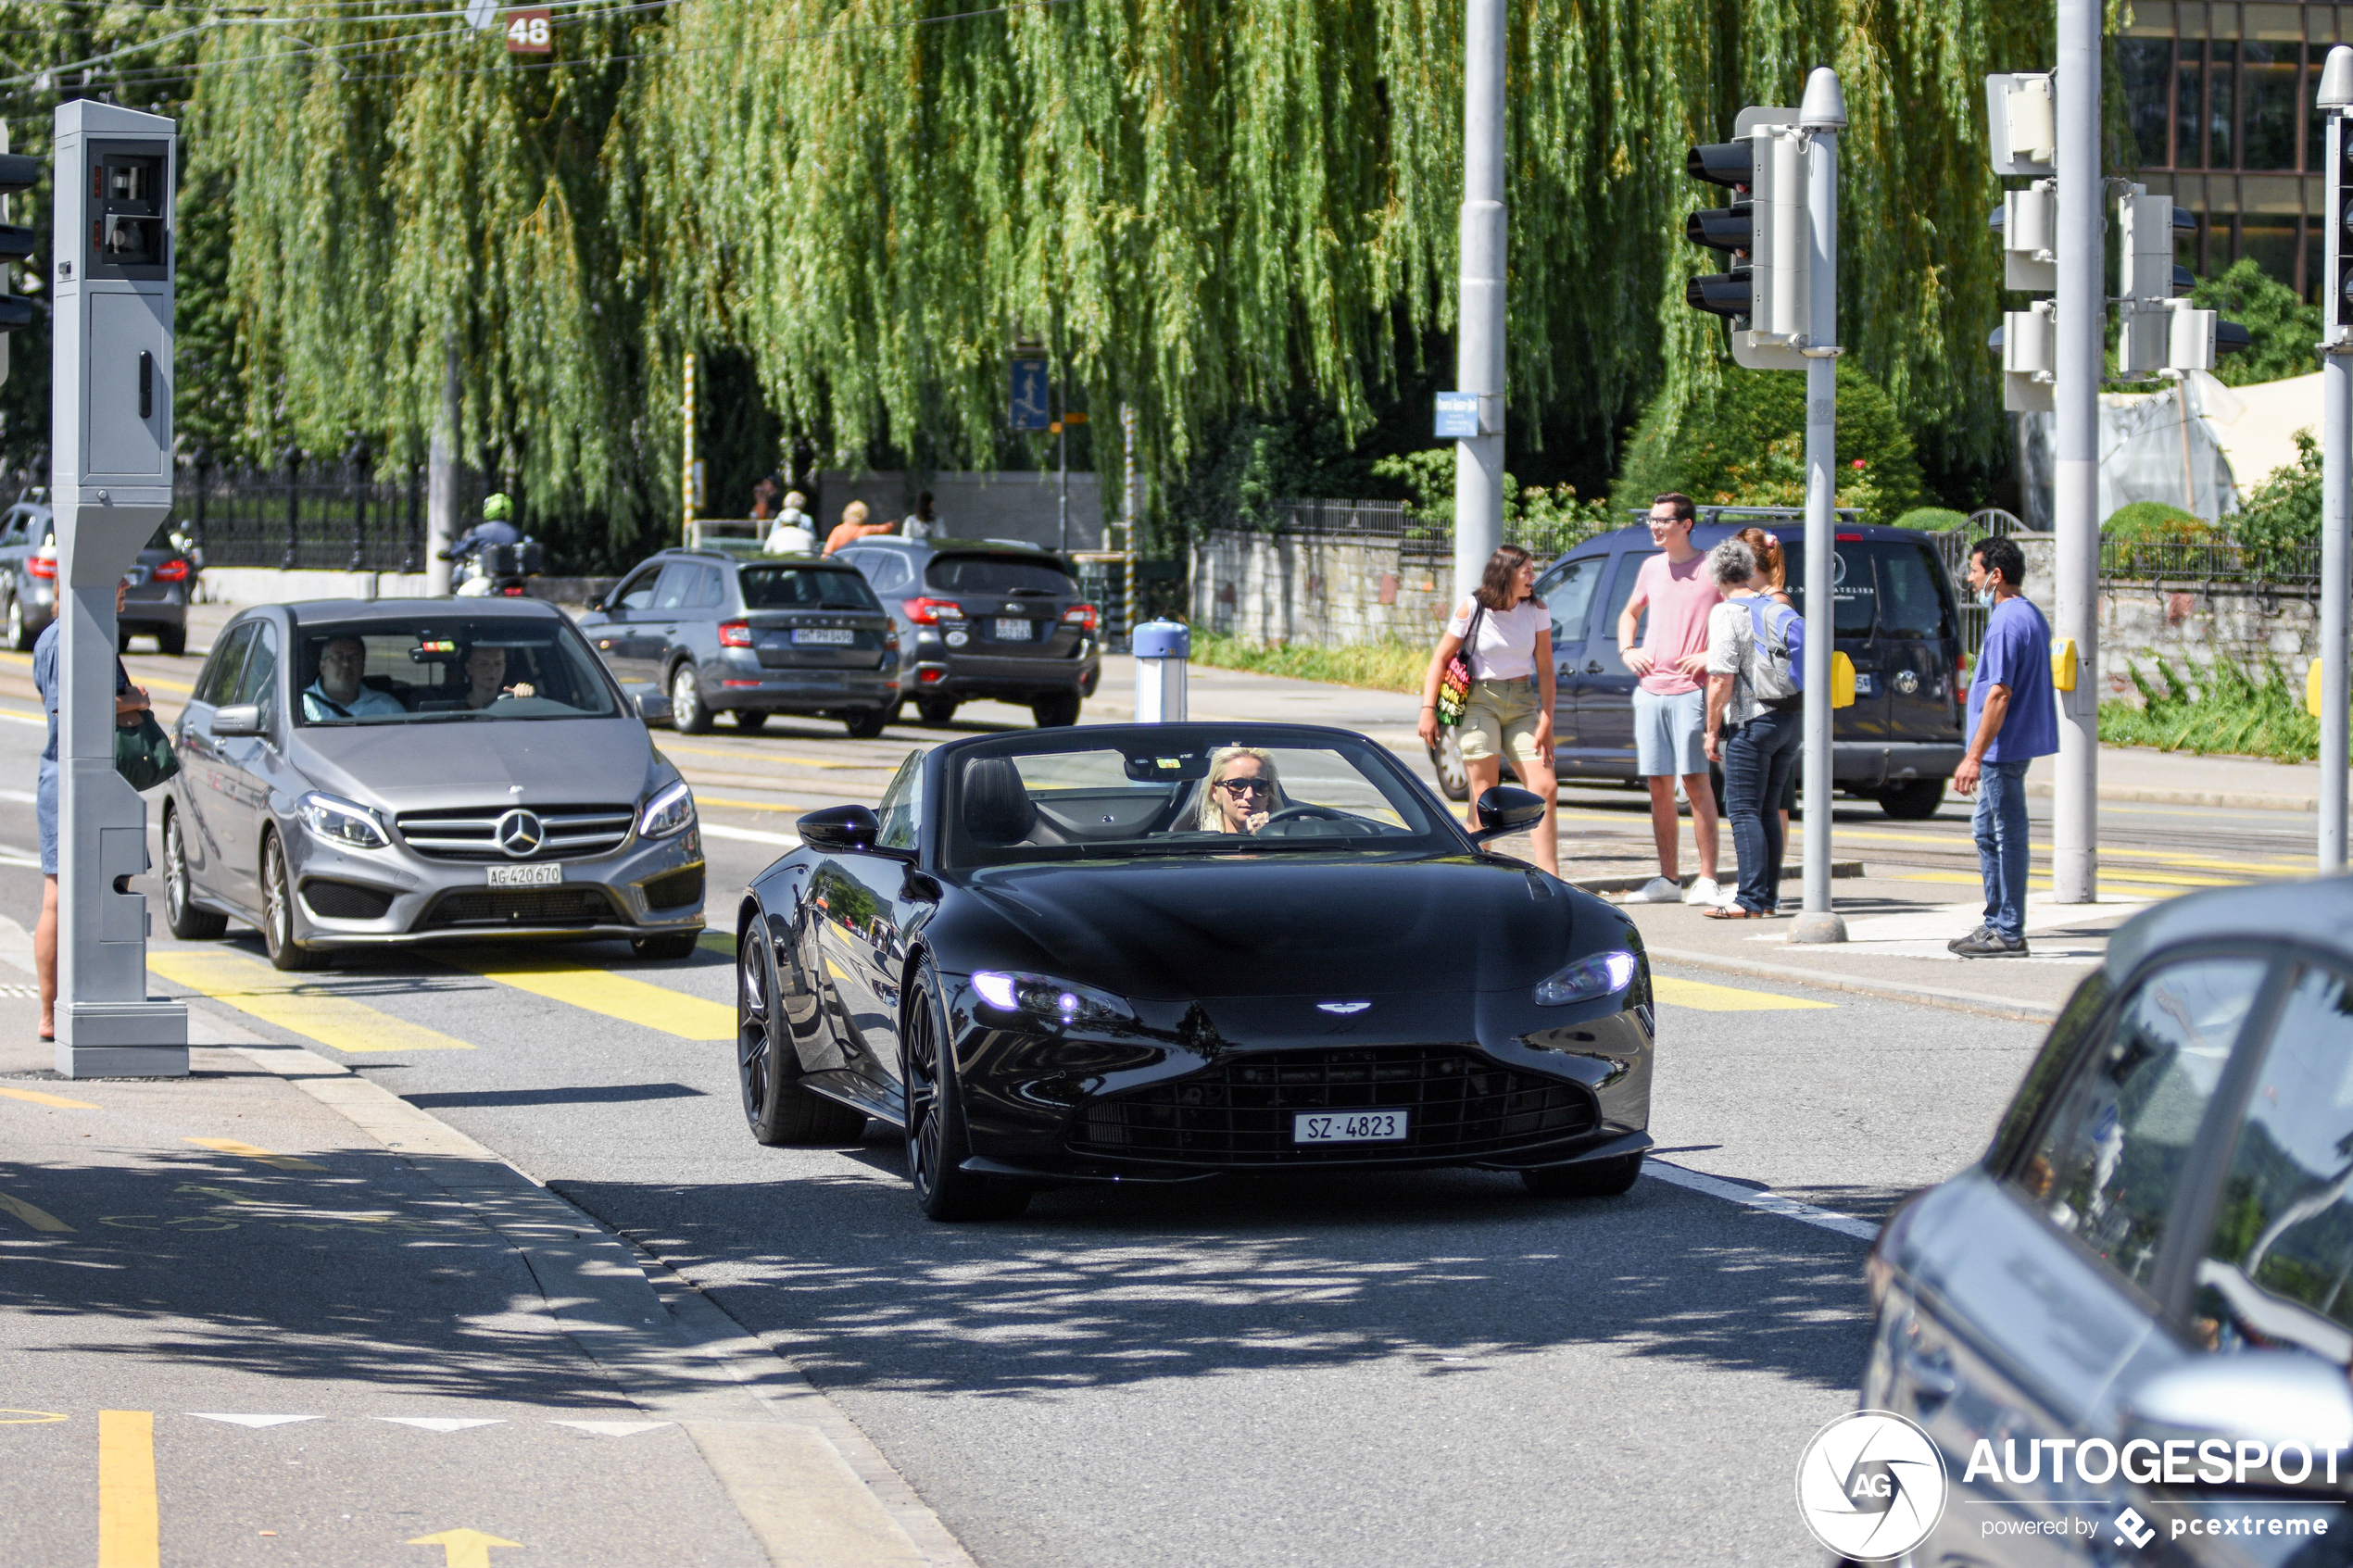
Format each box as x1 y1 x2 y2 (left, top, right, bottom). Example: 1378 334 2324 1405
1189 529 1456 645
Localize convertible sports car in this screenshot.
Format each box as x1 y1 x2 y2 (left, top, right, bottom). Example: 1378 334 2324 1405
734 722 1655 1220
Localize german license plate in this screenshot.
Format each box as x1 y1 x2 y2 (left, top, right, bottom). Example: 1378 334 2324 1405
486 863 562 888
992 618 1032 641
1293 1110 1408 1144
791 628 854 646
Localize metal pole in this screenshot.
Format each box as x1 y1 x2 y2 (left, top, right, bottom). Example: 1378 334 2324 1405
1451 0 1505 599
2320 55 2353 872
681 350 698 546
2051 0 2101 902
426 339 459 596
1792 69 1848 944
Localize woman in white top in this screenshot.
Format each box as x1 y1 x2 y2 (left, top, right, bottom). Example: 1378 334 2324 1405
1416 544 1557 872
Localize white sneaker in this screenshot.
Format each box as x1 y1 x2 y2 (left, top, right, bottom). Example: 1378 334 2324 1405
1627 876 1683 904
1683 876 1724 907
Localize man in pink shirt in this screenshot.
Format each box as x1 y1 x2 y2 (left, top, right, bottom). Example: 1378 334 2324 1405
1617 494 1726 906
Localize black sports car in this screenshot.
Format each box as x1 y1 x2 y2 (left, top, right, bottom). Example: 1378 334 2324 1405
734 722 1655 1220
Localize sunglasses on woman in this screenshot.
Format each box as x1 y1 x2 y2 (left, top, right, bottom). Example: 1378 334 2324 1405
1215 778 1272 797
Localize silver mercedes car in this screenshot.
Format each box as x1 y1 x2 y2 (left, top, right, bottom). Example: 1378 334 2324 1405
162 597 705 970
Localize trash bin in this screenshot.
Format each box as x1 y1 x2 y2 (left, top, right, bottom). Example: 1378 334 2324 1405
1132 621 1189 723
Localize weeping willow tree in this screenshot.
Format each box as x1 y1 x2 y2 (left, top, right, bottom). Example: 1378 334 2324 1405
0 0 2050 555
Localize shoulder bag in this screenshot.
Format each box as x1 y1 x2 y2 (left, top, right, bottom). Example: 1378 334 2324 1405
1436 604 1488 730
115 711 180 792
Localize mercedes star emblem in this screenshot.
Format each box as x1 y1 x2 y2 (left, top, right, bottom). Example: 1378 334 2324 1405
494 809 546 859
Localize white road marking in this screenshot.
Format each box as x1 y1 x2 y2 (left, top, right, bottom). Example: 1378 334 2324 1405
1644 1160 1881 1242
189 1413 320 1429
547 1420 673 1437
375 1417 506 1433
699 822 801 847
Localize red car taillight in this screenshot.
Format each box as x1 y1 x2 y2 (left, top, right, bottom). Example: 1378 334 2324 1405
1062 603 1098 634
718 620 753 648
150 558 190 582
27 556 53 580
903 596 961 625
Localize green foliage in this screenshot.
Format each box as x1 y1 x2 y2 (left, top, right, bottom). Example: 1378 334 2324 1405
2099 657 2318 762
2191 260 2323 387
2232 429 2323 571
1893 507 1969 532
1368 447 1615 554
2102 501 2216 544
1189 632 1428 694
1614 361 1927 523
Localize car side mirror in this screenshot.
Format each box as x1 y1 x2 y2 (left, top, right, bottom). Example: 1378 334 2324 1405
798 805 882 854
2119 1348 2353 1493
211 703 264 737
1467 785 1548 845
635 691 672 724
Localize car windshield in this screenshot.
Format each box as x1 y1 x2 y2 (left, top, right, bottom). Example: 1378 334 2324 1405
941 731 1457 869
925 554 1076 596
1783 539 1957 639
291 614 621 725
739 565 883 611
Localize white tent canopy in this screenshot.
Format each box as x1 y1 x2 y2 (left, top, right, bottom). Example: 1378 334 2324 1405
2017 370 2244 528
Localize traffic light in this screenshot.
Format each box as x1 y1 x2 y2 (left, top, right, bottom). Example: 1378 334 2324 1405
0 135 42 383
1681 109 1805 370
2115 188 2197 377
2330 51 2353 340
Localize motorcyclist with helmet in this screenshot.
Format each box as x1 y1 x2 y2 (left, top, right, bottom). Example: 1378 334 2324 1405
441 493 531 597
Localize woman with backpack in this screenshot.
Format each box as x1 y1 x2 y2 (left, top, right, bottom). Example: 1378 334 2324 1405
1701 537 1805 919
1736 526 1798 842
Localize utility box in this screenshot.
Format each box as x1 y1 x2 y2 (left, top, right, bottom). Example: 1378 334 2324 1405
1133 621 1190 723
51 101 183 1078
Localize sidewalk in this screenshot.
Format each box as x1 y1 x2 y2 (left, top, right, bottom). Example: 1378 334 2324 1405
0 926 968 1567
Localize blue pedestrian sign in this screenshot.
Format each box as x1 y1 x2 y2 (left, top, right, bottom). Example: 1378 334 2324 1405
1010 356 1051 432
1434 392 1479 438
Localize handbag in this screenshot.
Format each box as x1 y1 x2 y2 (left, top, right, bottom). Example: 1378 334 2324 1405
1436 604 1488 730
114 711 180 792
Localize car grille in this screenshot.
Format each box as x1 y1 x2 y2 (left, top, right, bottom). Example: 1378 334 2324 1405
641 865 704 910
394 804 636 861
299 878 396 921
1069 1046 1597 1164
420 885 620 929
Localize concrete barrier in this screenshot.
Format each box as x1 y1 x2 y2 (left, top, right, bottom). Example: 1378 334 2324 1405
195 568 619 610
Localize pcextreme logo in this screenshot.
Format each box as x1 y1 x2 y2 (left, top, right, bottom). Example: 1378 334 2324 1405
1795 1410 1949 1562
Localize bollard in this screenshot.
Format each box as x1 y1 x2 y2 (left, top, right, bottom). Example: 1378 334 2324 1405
1132 621 1189 722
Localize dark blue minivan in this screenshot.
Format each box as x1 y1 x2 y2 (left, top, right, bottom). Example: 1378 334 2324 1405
1430 511 1967 820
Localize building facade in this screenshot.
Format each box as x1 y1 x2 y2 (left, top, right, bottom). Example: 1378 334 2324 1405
2119 2 2346 298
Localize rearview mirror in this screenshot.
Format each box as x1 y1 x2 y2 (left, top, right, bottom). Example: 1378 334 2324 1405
798 805 882 854
2120 1348 2353 1493
211 703 263 737
1468 785 1547 845
635 691 672 725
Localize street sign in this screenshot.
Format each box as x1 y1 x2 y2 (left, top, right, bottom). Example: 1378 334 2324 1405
1434 392 1478 438
504 9 550 52
1009 355 1050 431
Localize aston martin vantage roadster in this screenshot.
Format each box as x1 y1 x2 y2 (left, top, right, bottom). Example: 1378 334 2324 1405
734 722 1655 1220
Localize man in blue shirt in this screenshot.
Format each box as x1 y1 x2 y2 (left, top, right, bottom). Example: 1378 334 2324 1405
1951 535 2058 958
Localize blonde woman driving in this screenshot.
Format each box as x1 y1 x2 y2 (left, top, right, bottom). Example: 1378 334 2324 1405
1199 746 1284 834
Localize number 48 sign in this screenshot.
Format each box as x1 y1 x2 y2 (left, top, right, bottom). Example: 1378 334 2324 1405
505 8 551 51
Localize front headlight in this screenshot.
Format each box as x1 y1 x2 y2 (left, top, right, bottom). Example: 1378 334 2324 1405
969 971 1136 1028
297 792 389 851
1533 949 1638 1007
639 780 696 838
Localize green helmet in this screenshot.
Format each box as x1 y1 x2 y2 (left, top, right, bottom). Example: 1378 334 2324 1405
482 492 513 523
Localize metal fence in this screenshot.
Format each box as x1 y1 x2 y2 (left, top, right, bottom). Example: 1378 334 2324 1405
1258 497 1610 565
177 458 447 573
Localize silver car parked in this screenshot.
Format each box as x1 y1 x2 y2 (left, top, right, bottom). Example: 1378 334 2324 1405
162 598 706 971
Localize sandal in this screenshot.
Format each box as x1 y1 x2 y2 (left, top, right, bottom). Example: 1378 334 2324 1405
1701 905 1768 920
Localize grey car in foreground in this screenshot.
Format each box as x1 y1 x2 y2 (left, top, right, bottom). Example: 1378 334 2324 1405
163 597 705 970
1862 878 2353 1565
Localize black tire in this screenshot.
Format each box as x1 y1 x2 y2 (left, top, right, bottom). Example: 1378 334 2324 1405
916 697 959 728
1879 778 1946 821
631 930 700 961
842 708 889 739
157 625 187 658
259 833 324 972
733 709 770 733
1031 692 1082 728
670 664 712 734
162 807 228 941
1522 1152 1644 1198
4 593 27 653
900 957 1030 1221
739 929 869 1146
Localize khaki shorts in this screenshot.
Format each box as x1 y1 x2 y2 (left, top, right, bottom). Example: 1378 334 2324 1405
1457 678 1545 764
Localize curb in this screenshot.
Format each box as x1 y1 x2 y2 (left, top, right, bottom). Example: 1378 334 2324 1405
1643 944 2064 1024
1569 861 1863 897
2025 781 2316 813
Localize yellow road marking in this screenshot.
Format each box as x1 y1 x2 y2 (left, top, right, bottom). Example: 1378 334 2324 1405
1653 975 1835 1011
183 1136 327 1170
0 1191 71 1231
0 1409 66 1423
1829 825 2304 872
1882 868 2224 892
98 1411 159 1568
146 949 475 1054
700 796 818 814
447 952 736 1041
176 1183 267 1206
408 1526 523 1567
0 1085 99 1110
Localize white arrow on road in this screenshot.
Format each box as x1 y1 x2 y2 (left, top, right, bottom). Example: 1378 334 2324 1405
188 1413 318 1429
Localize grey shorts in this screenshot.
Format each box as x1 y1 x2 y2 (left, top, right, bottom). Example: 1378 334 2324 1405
1633 686 1708 777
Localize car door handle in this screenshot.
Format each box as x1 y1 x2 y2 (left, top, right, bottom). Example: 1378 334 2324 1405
1584 660 1603 674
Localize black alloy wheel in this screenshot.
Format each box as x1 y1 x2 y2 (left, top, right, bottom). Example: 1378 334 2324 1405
630 930 700 960
259 833 324 972
670 664 712 734
733 709 770 733
163 808 227 940
900 957 1029 1222
4 593 26 654
1030 692 1081 728
738 929 867 1145
915 697 959 728
1878 778 1946 821
843 708 889 739
1522 1152 1644 1198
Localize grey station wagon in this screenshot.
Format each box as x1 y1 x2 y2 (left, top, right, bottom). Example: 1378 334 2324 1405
163 597 706 970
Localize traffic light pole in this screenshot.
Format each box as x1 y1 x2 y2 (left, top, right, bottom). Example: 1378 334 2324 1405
2318 48 2353 872
2051 0 2102 903
1791 69 1848 945
1451 0 1504 599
